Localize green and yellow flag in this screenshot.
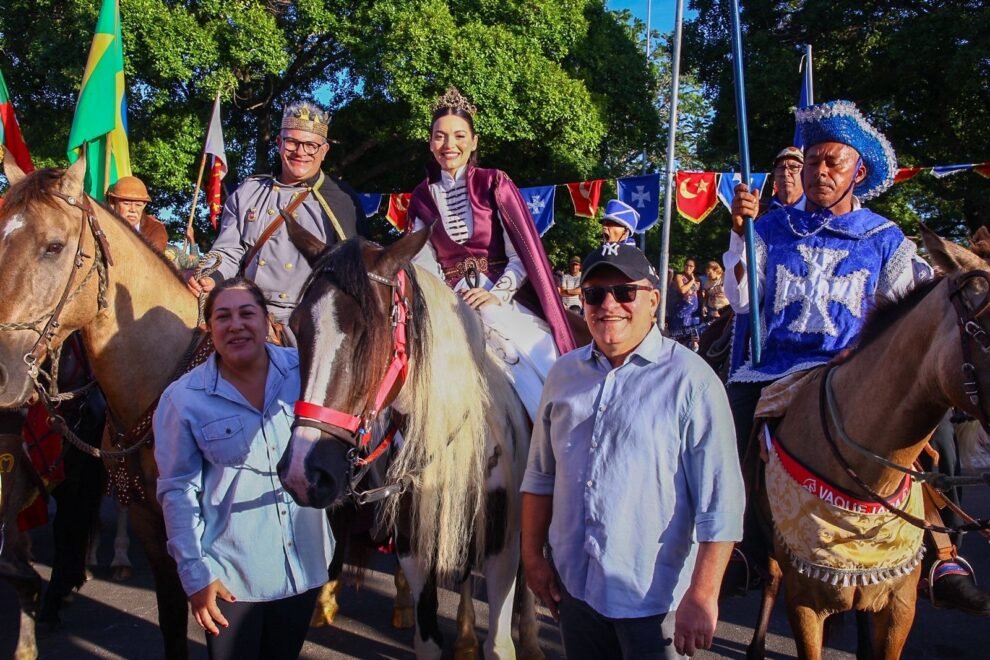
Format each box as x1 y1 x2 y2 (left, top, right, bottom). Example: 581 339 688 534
67 0 131 200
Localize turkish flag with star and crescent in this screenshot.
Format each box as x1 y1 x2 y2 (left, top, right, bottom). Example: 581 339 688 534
386 192 412 231
675 172 720 223
565 179 603 218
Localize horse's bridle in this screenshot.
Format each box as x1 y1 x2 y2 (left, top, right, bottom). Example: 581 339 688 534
0 191 112 387
815 270 990 535
293 268 410 442
947 269 990 429
291 269 412 503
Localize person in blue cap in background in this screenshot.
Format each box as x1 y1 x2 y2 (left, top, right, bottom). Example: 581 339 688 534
599 199 639 246
723 99 990 614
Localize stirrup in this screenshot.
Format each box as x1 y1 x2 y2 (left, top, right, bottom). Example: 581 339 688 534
928 555 978 608
731 546 751 593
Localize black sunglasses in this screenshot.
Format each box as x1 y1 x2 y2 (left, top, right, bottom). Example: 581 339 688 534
581 284 653 306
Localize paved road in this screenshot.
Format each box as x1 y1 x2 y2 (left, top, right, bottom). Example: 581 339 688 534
4 490 990 659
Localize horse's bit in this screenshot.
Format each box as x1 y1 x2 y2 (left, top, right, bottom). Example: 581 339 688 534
293 268 412 503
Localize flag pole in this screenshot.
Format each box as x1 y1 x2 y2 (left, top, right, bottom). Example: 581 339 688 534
657 0 684 331
639 0 652 253
728 0 762 365
184 91 218 253
805 44 814 102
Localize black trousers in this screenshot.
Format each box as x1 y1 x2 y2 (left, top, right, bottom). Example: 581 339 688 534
558 585 684 660
205 587 321 660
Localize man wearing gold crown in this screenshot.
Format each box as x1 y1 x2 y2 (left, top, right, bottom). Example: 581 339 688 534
187 100 365 329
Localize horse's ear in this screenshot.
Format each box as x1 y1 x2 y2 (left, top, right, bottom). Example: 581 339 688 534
378 225 433 276
286 216 327 267
59 154 87 198
920 223 986 274
2 147 26 186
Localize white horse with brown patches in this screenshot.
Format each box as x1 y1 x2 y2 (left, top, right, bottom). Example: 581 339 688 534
277 224 543 660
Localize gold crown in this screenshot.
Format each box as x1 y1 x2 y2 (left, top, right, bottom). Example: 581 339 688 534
281 100 330 138
433 87 477 116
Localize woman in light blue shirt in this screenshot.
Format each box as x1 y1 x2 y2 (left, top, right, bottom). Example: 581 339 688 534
154 278 333 659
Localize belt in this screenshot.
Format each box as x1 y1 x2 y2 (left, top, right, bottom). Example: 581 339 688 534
442 256 507 280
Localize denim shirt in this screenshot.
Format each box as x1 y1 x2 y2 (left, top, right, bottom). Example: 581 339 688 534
521 326 744 618
154 345 333 601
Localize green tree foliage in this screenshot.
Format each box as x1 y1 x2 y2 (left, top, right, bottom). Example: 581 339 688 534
683 0 990 239
1 0 707 260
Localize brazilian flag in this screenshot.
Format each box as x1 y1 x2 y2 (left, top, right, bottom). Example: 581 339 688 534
67 0 131 200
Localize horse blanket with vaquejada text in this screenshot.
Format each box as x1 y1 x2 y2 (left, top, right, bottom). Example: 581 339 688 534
766 434 925 587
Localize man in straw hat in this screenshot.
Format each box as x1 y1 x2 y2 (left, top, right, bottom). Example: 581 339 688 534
724 100 990 614
187 99 365 327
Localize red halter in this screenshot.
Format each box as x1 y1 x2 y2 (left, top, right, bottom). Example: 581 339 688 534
294 269 410 444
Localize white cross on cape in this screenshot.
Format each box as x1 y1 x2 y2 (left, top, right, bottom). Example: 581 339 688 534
773 244 869 337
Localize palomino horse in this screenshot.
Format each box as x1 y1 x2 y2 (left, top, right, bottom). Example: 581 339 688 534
744 226 990 659
0 156 201 658
277 226 543 660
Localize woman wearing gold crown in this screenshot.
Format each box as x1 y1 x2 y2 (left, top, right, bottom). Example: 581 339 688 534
407 88 576 418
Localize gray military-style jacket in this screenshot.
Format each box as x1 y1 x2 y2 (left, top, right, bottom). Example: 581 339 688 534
208 171 365 318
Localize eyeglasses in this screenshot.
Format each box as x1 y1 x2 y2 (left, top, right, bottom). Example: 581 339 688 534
581 284 653 306
280 136 326 155
774 163 803 174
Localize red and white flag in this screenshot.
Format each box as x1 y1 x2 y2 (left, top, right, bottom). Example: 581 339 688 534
565 179 603 218
204 94 227 229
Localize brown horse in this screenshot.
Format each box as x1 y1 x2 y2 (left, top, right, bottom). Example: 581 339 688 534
0 155 200 658
745 226 990 659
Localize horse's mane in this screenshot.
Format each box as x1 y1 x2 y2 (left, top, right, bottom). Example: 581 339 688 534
2 168 63 214
2 167 187 287
855 276 943 352
383 264 528 576
309 239 394 401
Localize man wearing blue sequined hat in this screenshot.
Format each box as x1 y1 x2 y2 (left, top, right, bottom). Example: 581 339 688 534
723 100 990 615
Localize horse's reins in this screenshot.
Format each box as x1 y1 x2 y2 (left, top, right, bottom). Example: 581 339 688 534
293 269 412 503
817 270 990 535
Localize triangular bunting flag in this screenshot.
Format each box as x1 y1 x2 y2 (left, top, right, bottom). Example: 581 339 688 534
617 173 661 231
676 172 720 223
358 193 383 218
717 172 769 213
519 185 556 236
894 168 922 184
565 179 603 218
386 193 411 231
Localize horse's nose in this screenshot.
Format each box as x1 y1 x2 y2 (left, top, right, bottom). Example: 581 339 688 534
0 362 8 393
303 439 350 509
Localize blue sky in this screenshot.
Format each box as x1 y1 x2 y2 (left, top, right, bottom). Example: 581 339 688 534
608 1 687 34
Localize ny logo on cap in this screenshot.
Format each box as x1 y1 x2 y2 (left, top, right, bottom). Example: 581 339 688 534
601 243 620 256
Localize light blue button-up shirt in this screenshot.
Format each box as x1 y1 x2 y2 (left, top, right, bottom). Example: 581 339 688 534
154 345 333 601
521 325 744 618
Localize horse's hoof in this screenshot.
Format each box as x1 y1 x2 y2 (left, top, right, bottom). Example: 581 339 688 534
310 601 339 627
85 567 95 582
111 566 133 582
453 640 480 660
392 606 415 629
